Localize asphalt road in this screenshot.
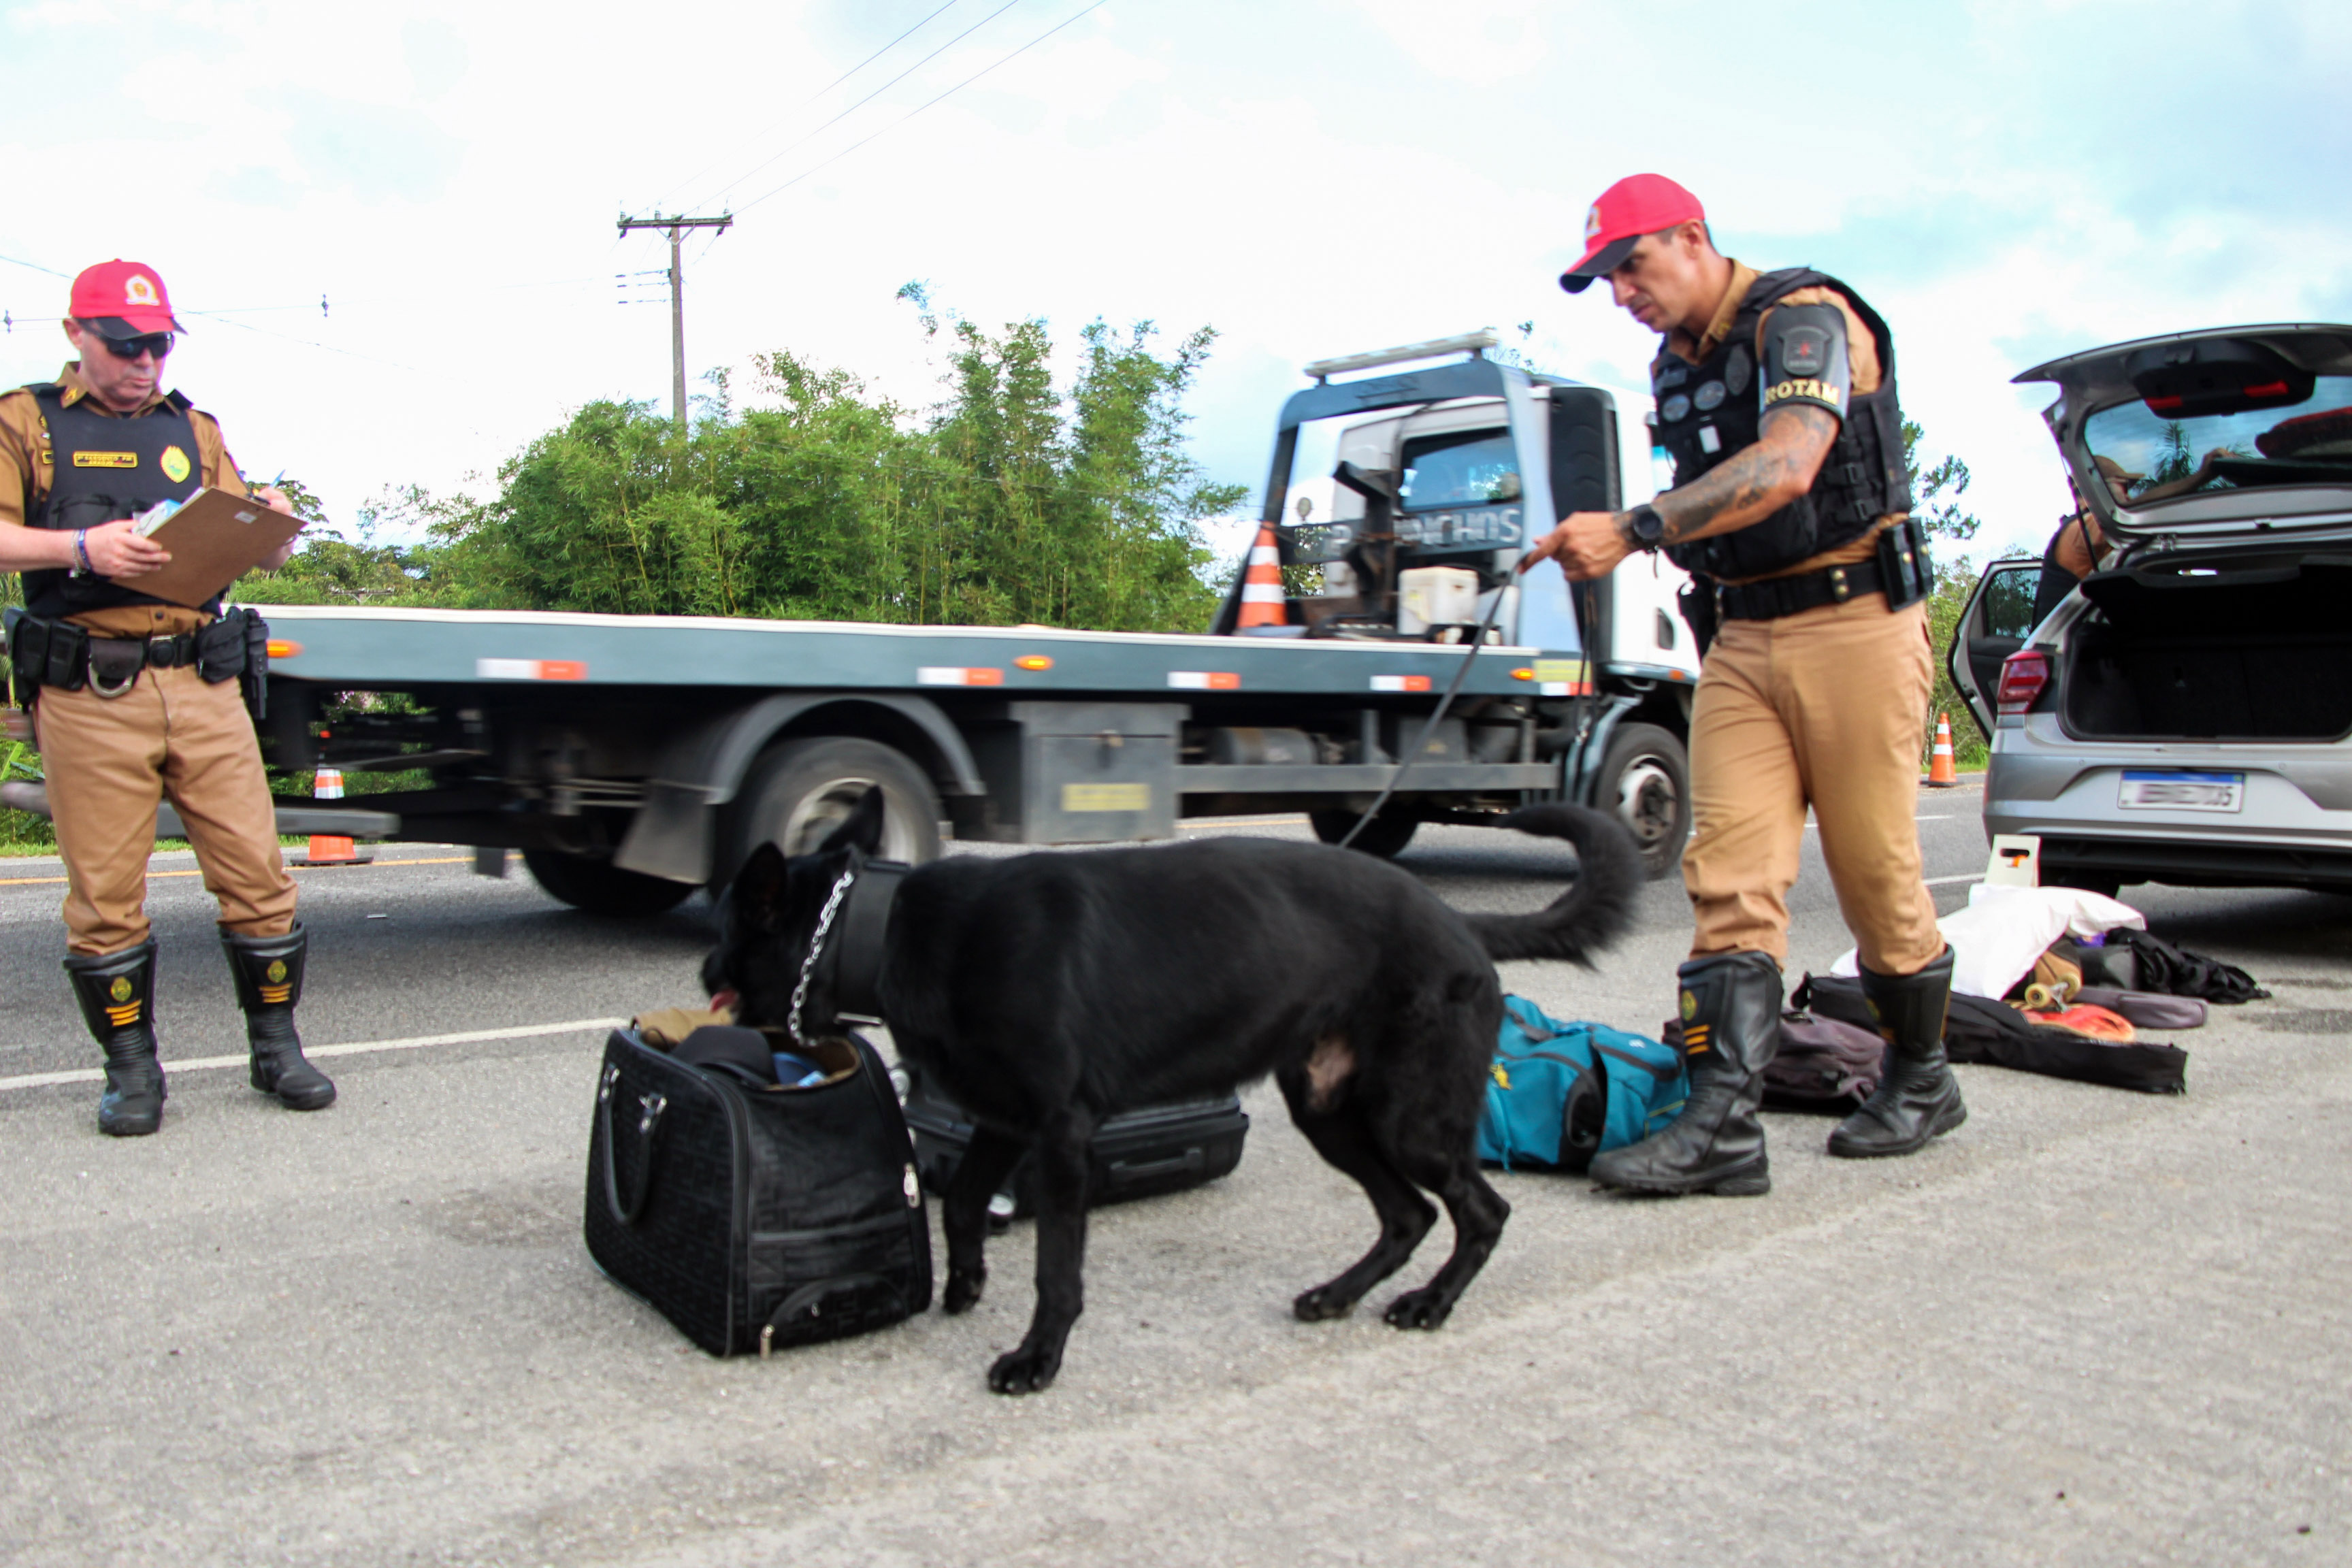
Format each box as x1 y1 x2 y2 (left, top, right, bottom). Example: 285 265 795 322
3 782 2348 1567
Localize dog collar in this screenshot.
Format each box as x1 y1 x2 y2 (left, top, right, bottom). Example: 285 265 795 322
791 856 911 1044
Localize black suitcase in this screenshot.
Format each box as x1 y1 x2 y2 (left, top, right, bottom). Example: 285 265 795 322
902 1070 1250 1218
583 1026 932 1357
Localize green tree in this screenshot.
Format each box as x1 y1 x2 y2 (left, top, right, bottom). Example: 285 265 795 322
1902 421 1989 764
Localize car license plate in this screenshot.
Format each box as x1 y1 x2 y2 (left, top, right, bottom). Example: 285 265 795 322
2118 770 2244 812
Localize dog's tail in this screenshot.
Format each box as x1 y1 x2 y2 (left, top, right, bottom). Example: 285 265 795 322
1463 804 1642 966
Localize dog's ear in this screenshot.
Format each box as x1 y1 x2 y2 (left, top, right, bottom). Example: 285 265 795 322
819 785 888 858
734 841 793 934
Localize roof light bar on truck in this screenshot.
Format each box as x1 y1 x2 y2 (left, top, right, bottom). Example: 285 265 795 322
1302 329 1499 383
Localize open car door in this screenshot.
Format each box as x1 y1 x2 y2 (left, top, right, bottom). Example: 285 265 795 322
1944 556 2044 742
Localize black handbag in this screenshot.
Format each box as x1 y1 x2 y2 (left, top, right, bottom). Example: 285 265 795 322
583 1026 933 1357
901 1068 1250 1219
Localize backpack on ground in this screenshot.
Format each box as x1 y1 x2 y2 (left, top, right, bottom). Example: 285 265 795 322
1477 996 1687 1173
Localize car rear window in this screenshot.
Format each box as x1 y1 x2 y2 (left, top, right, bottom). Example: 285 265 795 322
2086 374 2352 503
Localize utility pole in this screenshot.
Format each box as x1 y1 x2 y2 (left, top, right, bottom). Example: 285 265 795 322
615 210 733 431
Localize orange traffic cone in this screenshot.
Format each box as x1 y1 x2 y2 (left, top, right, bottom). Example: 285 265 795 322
294 766 372 866
1235 523 1289 630
1926 713 1959 787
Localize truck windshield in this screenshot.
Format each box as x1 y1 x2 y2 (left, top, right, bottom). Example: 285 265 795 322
2085 375 2352 502
1399 429 1520 510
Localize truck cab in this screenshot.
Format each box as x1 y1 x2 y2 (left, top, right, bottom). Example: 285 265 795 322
1213 331 1701 875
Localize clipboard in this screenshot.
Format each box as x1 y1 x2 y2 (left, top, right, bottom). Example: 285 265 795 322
117 487 304 608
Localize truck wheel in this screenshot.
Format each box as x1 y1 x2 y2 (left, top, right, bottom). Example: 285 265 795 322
521 850 697 917
1309 808 1418 859
1596 722 1690 881
721 736 942 885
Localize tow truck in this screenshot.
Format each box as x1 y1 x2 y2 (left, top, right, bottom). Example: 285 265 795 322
7 331 1701 911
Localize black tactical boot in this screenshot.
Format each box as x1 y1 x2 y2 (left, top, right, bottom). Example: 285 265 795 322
65 941 166 1137
1590 951 1782 1196
1829 947 1965 1158
220 925 336 1111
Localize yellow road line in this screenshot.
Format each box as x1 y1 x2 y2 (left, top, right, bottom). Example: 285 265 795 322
0 855 474 887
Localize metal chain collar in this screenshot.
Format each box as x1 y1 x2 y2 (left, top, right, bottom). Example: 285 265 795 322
785 866 857 1049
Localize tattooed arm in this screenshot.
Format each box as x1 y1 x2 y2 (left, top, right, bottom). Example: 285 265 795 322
1520 404 1840 581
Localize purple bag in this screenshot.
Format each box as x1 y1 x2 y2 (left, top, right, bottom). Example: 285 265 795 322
2075 988 2207 1030
1667 1011 1885 1113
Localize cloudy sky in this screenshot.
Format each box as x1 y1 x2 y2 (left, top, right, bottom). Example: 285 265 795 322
4 0 2347 569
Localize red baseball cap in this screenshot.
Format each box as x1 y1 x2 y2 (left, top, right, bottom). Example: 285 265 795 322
1559 174 1706 293
68 259 185 336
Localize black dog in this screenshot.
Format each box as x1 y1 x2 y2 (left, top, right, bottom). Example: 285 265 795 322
704 791 1637 1393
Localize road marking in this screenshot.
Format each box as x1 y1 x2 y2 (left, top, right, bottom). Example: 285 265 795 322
0 855 472 887
0 1017 625 1094
1925 873 1984 886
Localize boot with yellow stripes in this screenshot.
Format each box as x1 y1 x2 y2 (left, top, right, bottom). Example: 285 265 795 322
220 925 336 1111
1588 951 1782 1197
65 940 167 1137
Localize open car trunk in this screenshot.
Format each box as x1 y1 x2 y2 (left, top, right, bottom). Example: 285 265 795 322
2063 556 2352 741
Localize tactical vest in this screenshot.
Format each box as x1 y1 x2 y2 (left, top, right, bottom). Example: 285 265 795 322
1651 268 1911 582
16 382 214 619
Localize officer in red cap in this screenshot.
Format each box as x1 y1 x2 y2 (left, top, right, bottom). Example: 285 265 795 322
0 261 334 1137
1522 176 1959 1195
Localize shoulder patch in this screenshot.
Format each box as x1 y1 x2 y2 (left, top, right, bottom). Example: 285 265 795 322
1780 326 1830 377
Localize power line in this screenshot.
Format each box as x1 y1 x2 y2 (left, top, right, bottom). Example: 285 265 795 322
733 0 1111 216
695 0 1026 213
653 0 966 212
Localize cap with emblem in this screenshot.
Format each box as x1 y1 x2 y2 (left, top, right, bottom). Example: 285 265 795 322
68 259 186 338
1560 174 1706 294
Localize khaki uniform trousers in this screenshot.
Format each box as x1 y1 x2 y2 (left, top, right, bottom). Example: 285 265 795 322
1682 591 1944 976
33 662 296 956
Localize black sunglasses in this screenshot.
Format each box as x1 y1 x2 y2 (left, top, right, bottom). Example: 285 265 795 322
93 331 174 361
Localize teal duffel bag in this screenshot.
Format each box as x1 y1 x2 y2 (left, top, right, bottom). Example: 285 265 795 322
1477 996 1687 1173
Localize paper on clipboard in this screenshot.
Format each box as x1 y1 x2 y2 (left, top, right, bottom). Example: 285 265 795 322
115 487 304 608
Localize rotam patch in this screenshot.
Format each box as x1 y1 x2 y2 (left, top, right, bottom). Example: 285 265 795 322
1694 380 1727 412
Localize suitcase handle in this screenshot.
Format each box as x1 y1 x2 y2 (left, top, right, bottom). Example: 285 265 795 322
597 1064 668 1226
1106 1147 1204 1181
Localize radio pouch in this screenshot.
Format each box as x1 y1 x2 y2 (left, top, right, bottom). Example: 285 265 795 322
1876 517 1933 610
1676 575 1720 657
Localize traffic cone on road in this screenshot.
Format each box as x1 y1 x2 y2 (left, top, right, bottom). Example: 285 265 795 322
293 766 372 866
1236 523 1289 630
1926 713 1959 788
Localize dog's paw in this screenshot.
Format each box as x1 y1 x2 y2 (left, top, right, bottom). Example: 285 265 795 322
943 1266 987 1315
1382 1287 1456 1331
987 1343 1063 1395
1292 1284 1358 1322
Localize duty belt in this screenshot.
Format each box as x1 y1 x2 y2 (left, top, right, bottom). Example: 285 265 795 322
1716 557 1893 622
86 634 202 695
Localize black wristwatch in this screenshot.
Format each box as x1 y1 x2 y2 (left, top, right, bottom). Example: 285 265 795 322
1622 504 1665 552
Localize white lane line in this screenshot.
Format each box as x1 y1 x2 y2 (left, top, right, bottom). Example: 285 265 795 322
0 1017 625 1094
1925 873 1984 886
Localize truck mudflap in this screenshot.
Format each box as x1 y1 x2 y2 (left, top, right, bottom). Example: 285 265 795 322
612 693 984 884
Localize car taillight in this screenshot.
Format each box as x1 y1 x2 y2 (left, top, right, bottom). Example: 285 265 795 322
1996 649 2050 715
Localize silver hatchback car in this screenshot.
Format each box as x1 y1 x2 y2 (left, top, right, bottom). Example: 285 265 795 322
1948 323 2352 898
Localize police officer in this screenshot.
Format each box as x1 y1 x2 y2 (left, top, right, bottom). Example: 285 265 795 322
1522 176 1959 1194
0 260 333 1137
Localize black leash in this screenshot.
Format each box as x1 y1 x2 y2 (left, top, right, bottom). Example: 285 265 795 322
1335 588 1509 850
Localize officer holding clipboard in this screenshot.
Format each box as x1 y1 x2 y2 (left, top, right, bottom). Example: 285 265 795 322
0 259 334 1137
